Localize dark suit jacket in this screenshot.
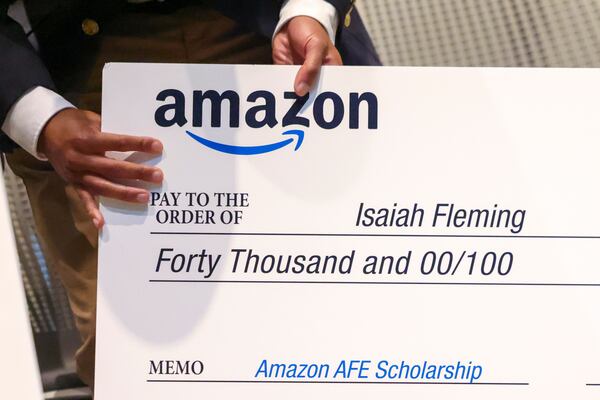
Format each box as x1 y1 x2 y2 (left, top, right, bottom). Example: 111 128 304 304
0 0 381 152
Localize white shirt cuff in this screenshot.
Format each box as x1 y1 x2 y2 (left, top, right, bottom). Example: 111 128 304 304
1 86 74 160
274 0 339 44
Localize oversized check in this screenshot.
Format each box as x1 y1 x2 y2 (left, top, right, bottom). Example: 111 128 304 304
98 64 600 399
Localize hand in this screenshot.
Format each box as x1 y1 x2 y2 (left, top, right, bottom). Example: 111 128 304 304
273 15 343 96
38 108 163 229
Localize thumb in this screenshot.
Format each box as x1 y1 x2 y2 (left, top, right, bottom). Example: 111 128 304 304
294 37 327 96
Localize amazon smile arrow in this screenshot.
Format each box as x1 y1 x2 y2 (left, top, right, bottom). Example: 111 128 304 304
185 129 304 155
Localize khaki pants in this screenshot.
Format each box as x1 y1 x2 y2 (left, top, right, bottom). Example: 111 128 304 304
7 4 271 387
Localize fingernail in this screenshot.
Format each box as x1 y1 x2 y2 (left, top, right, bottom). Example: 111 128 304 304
152 170 163 182
151 141 163 153
136 193 149 203
296 82 309 96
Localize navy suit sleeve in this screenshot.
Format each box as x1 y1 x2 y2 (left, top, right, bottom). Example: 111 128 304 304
323 0 352 27
0 1 55 125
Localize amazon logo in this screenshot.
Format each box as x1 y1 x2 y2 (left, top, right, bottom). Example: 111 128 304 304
154 88 378 155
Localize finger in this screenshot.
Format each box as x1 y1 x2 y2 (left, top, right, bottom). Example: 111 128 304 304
272 44 293 64
272 37 293 65
273 32 290 50
88 133 163 154
324 47 343 66
294 37 327 96
75 187 104 229
273 49 293 65
80 174 150 204
74 155 163 183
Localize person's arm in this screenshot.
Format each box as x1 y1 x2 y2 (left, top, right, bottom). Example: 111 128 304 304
0 1 56 126
213 0 349 95
273 0 345 96
2 86 74 159
0 1 163 229
275 0 341 45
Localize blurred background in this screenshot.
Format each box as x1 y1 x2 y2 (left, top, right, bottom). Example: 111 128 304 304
360 0 600 67
4 0 600 399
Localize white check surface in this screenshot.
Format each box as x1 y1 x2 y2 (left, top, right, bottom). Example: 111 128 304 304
98 64 600 399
